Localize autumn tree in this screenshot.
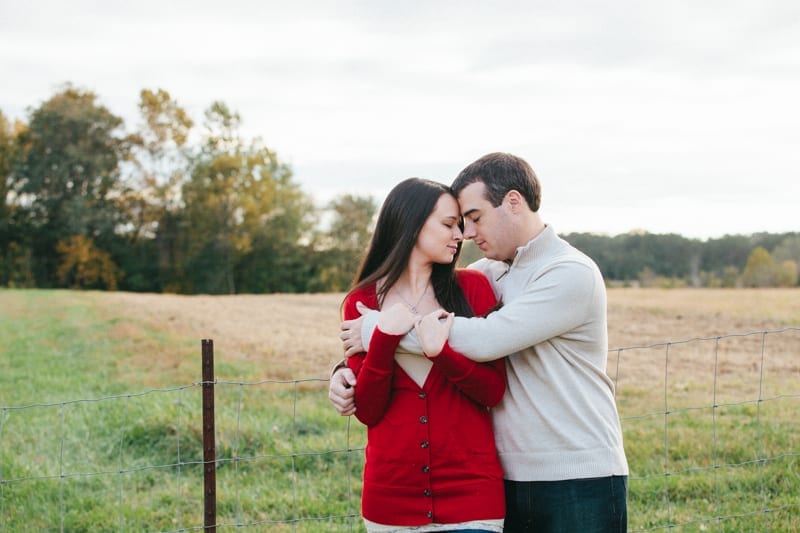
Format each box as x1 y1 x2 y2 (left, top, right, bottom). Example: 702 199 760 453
120 89 194 291
125 88 193 240
11 85 128 286
774 260 799 287
56 235 120 289
741 246 776 287
772 235 800 286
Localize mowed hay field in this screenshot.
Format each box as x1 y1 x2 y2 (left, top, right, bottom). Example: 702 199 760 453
104 287 800 380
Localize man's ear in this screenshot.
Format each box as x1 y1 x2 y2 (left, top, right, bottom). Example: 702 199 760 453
504 190 525 213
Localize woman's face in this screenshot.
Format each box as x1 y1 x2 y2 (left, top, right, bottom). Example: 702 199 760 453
413 193 463 264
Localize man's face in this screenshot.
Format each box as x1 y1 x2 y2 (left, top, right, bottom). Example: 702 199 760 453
457 181 516 262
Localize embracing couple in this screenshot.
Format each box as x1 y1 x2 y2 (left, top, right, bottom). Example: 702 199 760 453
328 152 629 533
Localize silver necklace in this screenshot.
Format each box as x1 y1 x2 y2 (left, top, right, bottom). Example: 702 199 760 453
397 283 430 314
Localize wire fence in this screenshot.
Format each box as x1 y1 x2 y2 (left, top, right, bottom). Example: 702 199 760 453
1 328 798 531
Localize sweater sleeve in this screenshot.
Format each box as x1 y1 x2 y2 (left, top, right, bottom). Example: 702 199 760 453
343 289 402 427
359 260 601 363
448 260 600 361
427 270 507 407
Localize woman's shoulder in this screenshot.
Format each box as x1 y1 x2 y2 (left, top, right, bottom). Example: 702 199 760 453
455 268 491 287
455 268 496 315
342 283 379 316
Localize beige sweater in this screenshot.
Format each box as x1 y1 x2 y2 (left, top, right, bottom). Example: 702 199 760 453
360 225 628 481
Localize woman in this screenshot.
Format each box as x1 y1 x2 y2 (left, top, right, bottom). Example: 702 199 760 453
342 178 506 532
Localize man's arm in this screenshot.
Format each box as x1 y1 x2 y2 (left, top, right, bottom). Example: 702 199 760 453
357 262 601 362
447 262 598 360
357 309 426 356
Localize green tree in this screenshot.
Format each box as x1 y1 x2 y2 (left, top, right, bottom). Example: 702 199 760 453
0 111 15 225
11 85 128 286
0 110 28 285
565 231 701 283
720 266 741 288
700 235 753 280
310 194 377 291
773 234 800 264
637 266 657 287
182 102 313 293
772 235 800 286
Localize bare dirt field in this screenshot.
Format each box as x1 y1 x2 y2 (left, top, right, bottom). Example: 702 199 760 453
104 288 800 398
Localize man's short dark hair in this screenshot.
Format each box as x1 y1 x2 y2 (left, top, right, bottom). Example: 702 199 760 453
451 152 541 212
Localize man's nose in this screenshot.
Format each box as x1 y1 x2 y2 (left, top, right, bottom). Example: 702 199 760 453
462 221 476 240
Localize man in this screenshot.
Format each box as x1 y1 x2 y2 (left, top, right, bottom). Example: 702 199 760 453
330 152 629 532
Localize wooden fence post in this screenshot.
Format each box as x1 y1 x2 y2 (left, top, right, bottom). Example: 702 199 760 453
202 339 216 531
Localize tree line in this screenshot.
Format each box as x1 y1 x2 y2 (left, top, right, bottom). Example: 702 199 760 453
1 85 798 293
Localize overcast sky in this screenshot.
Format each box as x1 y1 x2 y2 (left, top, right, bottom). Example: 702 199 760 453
2 0 799 239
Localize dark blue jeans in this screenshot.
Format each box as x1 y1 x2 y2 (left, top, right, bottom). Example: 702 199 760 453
504 476 628 533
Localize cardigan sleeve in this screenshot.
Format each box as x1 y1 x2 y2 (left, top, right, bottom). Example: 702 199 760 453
427 270 507 407
343 289 402 427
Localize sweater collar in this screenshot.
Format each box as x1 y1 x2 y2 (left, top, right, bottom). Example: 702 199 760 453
510 224 559 268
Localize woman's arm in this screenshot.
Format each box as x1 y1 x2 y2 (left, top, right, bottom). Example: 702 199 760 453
345 331 399 427
343 295 416 426
430 343 506 407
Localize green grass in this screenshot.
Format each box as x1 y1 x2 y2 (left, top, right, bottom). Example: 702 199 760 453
619 401 799 531
1 289 798 531
0 290 367 531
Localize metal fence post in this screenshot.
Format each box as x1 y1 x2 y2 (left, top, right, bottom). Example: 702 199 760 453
202 339 216 531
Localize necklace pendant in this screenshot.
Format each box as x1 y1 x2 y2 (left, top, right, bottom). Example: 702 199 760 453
398 283 429 315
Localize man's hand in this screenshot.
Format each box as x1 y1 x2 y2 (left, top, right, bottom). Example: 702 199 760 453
415 309 454 358
328 367 357 416
340 301 377 357
340 315 366 357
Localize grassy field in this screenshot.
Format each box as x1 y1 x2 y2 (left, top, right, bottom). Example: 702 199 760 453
1 288 798 531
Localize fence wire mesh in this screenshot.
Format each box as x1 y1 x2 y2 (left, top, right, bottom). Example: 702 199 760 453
1 328 798 531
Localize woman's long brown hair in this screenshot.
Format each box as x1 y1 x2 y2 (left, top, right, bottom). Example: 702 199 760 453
346 178 474 318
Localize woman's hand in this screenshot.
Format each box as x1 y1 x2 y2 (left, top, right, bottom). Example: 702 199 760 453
414 309 454 358
377 302 419 335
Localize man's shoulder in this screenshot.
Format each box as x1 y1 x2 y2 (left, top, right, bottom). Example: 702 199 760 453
467 257 508 276
557 243 602 273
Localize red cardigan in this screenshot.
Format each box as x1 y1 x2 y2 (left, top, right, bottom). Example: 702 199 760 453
344 269 506 526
